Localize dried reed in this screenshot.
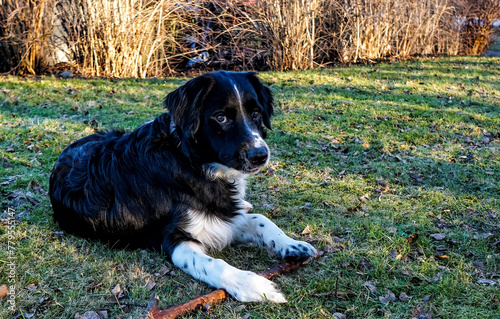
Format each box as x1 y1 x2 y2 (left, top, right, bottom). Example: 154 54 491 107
1 0 498 76
0 0 57 74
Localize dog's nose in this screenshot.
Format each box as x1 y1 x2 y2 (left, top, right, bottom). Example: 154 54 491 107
247 147 268 166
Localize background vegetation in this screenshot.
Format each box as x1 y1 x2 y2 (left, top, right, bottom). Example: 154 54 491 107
0 56 499 318
1 0 499 76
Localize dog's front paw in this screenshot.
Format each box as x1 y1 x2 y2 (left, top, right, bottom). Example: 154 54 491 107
278 240 317 262
223 270 287 303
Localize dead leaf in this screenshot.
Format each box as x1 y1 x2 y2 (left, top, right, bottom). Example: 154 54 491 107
86 281 102 291
435 246 448 252
433 272 445 282
389 250 398 259
358 257 371 270
406 233 419 244
300 203 311 210
482 232 494 239
112 264 124 271
155 265 171 277
333 236 344 243
0 285 8 299
386 226 397 233
301 225 311 235
28 179 47 195
327 244 344 253
430 234 446 240
409 173 424 182
436 254 449 260
412 307 432 319
363 281 378 294
359 194 370 202
399 292 412 302
347 205 361 212
112 284 124 298
7 189 26 200
477 279 497 286
333 312 347 319
145 278 156 290
233 305 246 312
26 284 37 292
379 296 389 305
377 179 388 186
75 311 101 319
382 290 396 302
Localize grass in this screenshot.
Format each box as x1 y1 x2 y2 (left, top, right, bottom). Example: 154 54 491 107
1 56 499 318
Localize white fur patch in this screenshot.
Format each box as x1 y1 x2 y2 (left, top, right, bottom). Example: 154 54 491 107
171 241 287 302
184 210 234 251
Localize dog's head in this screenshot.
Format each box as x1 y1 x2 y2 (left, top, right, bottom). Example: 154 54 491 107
164 71 274 174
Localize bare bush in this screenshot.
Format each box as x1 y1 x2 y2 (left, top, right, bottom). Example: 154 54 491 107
1 0 497 76
0 0 57 74
258 0 320 70
316 0 452 63
451 0 500 55
57 0 184 78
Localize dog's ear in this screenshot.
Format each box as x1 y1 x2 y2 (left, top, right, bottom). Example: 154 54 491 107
247 72 274 129
163 74 215 138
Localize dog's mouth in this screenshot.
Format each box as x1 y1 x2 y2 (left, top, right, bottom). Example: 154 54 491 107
220 158 267 175
242 166 263 174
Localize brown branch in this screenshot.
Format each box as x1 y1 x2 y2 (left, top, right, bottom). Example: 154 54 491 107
141 256 318 319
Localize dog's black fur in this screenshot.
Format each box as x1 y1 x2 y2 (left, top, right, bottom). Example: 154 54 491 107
49 71 315 302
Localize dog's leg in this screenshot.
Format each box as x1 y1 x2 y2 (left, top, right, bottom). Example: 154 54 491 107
170 241 287 303
233 214 317 261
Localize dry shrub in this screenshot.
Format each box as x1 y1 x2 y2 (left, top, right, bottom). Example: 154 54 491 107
259 0 320 70
451 0 500 55
0 0 57 74
1 0 498 76
57 0 183 78
316 0 452 63
192 0 320 71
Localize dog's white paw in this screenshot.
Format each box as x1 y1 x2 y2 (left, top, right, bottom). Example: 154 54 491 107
223 270 287 303
274 239 317 262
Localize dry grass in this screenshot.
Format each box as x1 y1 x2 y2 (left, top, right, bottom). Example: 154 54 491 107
1 0 499 75
0 0 57 74
452 0 500 55
259 0 320 70
57 0 181 78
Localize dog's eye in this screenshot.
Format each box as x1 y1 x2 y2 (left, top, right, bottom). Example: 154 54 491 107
251 111 261 120
215 114 228 123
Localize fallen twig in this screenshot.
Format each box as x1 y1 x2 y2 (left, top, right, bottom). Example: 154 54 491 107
141 256 318 319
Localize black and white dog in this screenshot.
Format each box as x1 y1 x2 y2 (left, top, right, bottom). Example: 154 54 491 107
49 71 316 302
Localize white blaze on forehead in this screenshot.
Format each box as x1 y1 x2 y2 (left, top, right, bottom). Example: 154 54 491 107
231 80 245 115
229 78 265 147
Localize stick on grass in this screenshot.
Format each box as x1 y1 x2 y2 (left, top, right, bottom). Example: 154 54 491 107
141 257 317 319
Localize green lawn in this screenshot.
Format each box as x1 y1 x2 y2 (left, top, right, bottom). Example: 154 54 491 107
1 56 499 318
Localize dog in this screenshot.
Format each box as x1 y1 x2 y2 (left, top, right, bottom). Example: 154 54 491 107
49 71 316 302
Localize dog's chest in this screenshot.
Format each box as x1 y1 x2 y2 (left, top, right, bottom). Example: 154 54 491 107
183 175 249 250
